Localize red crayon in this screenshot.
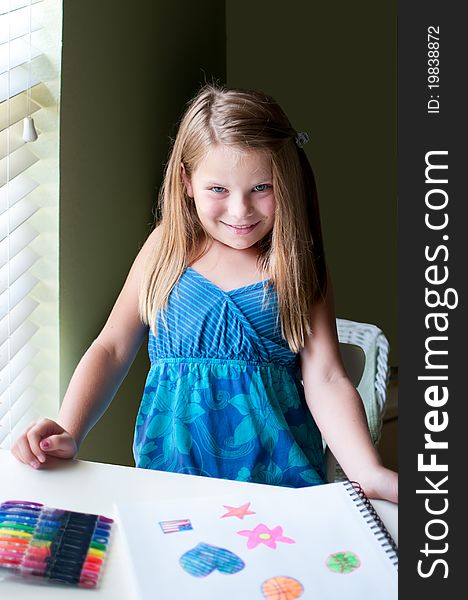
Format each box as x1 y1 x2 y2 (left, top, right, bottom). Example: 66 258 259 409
82 559 101 571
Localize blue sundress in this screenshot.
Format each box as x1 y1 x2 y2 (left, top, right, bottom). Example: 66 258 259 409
133 267 326 488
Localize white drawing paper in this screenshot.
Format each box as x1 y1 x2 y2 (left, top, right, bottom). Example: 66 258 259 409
115 481 397 600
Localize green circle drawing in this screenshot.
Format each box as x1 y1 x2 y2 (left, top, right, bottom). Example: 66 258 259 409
326 551 361 574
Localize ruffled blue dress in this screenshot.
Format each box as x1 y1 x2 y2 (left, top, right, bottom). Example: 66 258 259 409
133 267 326 488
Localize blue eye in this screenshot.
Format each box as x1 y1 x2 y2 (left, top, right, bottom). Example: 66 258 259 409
210 186 226 193
253 184 271 192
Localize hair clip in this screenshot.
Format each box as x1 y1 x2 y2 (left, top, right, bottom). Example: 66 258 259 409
295 132 309 148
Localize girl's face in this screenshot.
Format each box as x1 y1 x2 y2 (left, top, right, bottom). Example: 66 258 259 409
182 145 275 251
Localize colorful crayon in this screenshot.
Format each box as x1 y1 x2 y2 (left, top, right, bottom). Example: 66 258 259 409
0 500 113 588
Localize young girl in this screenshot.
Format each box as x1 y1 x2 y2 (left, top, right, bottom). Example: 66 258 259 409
12 84 398 503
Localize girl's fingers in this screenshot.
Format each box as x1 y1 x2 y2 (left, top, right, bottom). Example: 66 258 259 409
11 419 77 468
377 470 398 504
11 425 43 468
26 418 66 465
40 433 77 459
390 477 399 504
26 421 53 464
358 466 398 504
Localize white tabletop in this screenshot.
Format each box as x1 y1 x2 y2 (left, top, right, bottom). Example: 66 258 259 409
0 449 397 598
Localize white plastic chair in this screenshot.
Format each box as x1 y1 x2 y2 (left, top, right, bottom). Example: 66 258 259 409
325 318 391 482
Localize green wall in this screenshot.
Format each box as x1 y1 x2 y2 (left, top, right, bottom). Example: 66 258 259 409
60 1 226 465
226 1 397 367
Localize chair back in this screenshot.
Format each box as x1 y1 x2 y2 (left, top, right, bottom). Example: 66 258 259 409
325 319 390 482
339 342 365 387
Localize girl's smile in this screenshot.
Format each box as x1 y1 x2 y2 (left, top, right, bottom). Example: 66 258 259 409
221 221 261 235
182 145 275 250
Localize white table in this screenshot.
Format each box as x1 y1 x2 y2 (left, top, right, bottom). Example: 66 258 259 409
0 450 397 598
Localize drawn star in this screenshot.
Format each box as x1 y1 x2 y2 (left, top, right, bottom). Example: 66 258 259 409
237 523 295 549
220 502 256 520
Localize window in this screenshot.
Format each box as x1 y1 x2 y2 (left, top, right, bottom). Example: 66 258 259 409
0 0 61 447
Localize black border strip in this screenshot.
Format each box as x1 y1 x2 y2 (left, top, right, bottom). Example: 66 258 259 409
399 1 465 595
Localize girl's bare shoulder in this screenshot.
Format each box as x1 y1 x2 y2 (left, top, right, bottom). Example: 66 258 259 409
131 225 163 276
139 225 162 258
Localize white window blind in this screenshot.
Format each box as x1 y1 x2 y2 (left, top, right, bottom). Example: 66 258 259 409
0 0 61 447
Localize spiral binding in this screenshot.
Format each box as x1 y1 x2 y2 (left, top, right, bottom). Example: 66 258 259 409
344 480 398 569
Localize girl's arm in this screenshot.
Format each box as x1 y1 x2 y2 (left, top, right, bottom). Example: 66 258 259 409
300 272 398 503
12 227 160 468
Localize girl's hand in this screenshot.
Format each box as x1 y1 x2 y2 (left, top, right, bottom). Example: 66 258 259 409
11 418 78 469
357 465 398 504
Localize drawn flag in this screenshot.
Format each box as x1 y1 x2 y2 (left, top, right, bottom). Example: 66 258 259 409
159 519 193 534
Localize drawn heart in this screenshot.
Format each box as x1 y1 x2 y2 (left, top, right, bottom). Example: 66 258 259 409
180 542 245 577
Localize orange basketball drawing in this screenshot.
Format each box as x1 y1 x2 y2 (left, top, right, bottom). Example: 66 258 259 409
261 576 304 599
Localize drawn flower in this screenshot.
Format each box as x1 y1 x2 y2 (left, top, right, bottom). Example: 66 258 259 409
237 523 295 550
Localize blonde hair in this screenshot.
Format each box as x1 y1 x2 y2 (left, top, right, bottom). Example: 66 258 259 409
139 83 328 353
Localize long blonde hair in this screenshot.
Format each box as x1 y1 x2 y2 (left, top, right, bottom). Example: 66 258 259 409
139 83 328 353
